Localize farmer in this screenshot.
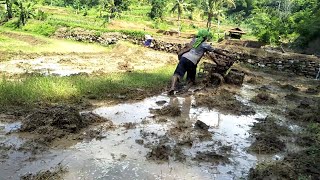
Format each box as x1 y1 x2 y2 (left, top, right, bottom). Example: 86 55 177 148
168 29 228 95
144 34 153 47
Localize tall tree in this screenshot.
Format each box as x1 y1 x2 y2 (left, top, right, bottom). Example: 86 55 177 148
170 0 189 34
98 0 108 17
202 0 235 30
4 0 13 19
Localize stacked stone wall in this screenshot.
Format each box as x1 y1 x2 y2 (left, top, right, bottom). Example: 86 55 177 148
54 27 320 78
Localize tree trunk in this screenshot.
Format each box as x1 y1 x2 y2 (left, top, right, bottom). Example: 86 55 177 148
5 0 12 19
217 18 220 39
178 13 181 36
207 14 212 30
20 3 25 26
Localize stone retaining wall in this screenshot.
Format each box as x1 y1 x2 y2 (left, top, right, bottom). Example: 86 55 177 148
54 27 320 78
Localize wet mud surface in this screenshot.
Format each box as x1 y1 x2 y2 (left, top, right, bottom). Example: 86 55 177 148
0 42 176 77
0 65 319 179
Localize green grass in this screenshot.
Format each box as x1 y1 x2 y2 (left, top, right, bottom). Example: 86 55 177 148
0 66 175 106
124 5 151 16
0 28 111 54
2 5 245 39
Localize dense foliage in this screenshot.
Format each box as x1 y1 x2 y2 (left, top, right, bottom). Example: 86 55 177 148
225 0 319 47
1 0 319 49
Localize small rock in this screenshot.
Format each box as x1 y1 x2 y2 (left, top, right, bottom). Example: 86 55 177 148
135 139 144 145
156 100 167 106
195 120 209 131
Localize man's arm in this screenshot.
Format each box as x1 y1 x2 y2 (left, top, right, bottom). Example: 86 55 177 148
213 48 230 57
207 52 218 64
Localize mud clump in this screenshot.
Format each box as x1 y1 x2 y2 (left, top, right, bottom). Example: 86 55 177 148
285 93 302 102
280 84 299 92
122 122 137 129
224 70 245 86
296 123 320 147
172 146 186 162
249 133 286 154
251 92 278 105
288 101 320 123
18 138 50 154
151 105 181 117
0 143 13 161
193 151 230 165
251 116 291 136
19 105 108 145
195 88 255 116
249 117 288 155
195 120 209 131
21 164 67 180
246 77 259 84
155 118 168 123
305 87 319 95
147 145 171 161
248 162 296 180
248 146 320 180
155 100 167 106
135 139 144 145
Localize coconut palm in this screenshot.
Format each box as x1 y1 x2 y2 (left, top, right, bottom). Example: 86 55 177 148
202 0 235 30
170 0 189 35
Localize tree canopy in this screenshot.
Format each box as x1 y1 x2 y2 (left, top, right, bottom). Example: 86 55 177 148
1 0 319 50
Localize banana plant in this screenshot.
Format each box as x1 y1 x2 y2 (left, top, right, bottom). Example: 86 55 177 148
12 0 35 26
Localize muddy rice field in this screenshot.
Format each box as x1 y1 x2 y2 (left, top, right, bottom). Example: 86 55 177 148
0 40 320 179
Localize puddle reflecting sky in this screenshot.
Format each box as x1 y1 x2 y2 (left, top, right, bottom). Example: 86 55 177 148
0 85 284 180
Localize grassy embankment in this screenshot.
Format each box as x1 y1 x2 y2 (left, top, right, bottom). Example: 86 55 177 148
0 67 174 106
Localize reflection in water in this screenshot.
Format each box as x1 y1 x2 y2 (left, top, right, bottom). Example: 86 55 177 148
0 91 278 180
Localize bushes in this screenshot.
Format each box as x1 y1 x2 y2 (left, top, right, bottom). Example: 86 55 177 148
149 0 167 19
22 21 56 36
3 18 20 29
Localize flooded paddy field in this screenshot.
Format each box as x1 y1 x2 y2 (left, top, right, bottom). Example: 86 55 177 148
1 66 318 180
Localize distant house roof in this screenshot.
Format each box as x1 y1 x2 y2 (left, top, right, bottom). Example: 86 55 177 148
228 28 246 34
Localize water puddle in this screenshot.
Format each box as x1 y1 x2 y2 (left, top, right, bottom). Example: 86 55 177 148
0 84 287 179
93 95 169 125
0 58 94 76
0 122 21 134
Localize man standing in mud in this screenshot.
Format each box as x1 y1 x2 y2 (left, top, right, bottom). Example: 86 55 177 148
168 29 229 95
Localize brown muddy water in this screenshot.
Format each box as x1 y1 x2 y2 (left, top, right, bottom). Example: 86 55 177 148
0 84 291 180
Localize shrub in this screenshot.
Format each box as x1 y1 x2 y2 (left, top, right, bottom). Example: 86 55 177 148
149 0 167 20
34 9 48 21
3 18 20 29
22 21 57 36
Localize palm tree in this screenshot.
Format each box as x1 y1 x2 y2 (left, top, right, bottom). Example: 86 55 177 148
170 0 189 35
202 0 235 30
98 0 108 17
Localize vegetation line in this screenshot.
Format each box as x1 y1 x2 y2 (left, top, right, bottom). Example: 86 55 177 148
0 65 175 106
